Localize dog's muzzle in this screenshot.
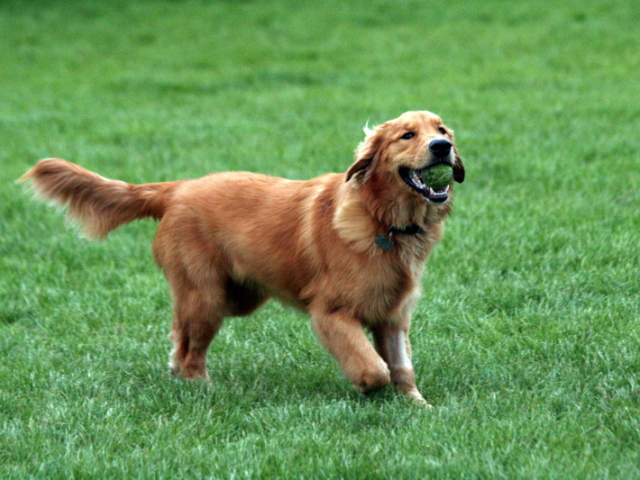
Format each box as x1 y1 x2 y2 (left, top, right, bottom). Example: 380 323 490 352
399 138 454 204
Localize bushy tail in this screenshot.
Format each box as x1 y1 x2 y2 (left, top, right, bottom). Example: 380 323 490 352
20 158 183 238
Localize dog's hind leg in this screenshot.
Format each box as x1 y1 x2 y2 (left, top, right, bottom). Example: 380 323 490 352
168 286 224 381
311 310 390 394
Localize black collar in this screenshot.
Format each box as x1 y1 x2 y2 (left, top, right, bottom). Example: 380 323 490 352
375 223 423 251
390 224 423 235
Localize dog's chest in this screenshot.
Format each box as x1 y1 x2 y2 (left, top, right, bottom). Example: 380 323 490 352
316 252 424 323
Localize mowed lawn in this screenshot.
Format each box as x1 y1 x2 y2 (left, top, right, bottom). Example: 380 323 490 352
1 0 640 478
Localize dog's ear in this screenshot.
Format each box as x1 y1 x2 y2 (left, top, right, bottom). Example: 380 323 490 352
346 124 384 183
345 156 374 183
453 146 465 183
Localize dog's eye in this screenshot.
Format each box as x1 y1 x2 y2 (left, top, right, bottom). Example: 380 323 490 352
438 126 447 135
400 132 415 140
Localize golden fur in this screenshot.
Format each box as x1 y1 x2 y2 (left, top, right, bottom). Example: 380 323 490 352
20 111 465 406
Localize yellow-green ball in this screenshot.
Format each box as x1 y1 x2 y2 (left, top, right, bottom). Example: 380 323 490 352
423 164 453 190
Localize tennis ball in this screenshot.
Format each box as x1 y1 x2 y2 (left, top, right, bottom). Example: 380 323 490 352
423 164 453 190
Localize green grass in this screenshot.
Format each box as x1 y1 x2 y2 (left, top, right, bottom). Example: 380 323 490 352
2 0 640 478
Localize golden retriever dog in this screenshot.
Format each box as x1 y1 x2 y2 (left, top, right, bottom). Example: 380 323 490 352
20 110 464 406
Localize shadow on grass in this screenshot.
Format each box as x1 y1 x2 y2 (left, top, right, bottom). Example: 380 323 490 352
0 308 35 326
110 70 341 97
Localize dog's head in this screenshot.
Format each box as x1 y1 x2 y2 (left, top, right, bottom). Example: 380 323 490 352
346 111 465 204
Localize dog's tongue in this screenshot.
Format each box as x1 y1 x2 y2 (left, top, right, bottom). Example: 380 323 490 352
425 186 449 203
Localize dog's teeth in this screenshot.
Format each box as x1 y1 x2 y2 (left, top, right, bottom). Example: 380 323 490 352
411 170 423 185
431 185 450 195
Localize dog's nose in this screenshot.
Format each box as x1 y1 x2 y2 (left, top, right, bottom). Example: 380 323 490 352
429 138 452 158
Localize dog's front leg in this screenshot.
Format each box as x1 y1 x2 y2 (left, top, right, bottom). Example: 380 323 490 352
311 311 391 395
372 326 431 408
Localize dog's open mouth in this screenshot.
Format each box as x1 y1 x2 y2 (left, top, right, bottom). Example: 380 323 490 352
399 167 450 204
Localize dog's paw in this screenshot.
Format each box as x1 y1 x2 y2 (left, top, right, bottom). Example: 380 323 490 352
405 388 433 409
